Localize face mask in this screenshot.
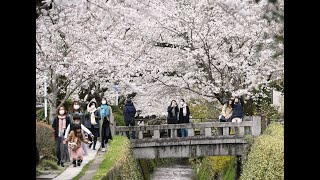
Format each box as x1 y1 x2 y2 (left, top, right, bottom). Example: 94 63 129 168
91 105 96 108
180 102 184 105
102 101 106 104
73 105 80 110
59 110 65 115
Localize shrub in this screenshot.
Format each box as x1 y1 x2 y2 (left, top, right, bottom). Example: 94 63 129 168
193 156 236 179
36 108 50 123
111 105 125 126
240 123 284 180
36 121 56 157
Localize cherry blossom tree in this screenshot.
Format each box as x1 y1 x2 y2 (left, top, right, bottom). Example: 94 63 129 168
36 0 284 118
120 0 284 115
36 0 145 122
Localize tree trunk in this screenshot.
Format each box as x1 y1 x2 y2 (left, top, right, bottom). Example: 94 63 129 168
49 71 58 124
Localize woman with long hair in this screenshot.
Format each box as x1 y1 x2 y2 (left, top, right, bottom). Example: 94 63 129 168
69 100 85 125
84 99 101 150
66 125 92 167
167 100 179 137
178 98 190 137
52 105 71 167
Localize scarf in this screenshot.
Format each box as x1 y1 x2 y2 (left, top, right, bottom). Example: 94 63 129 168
101 105 109 118
58 115 66 136
181 103 187 116
89 107 97 125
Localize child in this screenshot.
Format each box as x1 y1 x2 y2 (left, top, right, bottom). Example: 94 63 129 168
64 114 94 157
66 125 92 167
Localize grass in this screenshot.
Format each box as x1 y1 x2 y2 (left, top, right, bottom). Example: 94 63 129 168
92 135 128 180
223 161 236 180
36 159 60 175
72 159 94 180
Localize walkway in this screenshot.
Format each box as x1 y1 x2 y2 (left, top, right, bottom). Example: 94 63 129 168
36 141 101 180
53 141 101 180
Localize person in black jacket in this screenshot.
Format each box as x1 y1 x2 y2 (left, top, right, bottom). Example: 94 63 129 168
178 99 190 137
167 100 179 137
69 100 85 125
52 105 71 167
84 99 101 150
123 99 136 139
231 95 245 135
231 95 244 122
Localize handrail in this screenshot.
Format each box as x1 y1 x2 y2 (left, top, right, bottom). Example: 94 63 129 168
115 116 261 138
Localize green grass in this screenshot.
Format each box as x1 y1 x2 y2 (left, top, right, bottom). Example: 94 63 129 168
92 135 128 180
36 159 60 175
72 159 94 180
223 162 236 180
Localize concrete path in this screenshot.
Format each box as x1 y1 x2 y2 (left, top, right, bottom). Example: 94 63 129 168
52 141 101 180
78 145 108 180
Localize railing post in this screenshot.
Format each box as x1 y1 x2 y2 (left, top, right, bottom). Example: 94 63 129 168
188 128 195 137
171 129 177 138
205 127 211 137
153 129 160 139
138 131 143 139
252 116 261 137
223 127 229 136
239 126 245 136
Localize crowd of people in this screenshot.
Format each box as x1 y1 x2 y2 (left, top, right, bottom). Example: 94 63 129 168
51 95 245 168
52 98 114 167
165 95 245 137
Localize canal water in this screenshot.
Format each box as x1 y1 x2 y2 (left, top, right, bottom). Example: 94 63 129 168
150 159 195 180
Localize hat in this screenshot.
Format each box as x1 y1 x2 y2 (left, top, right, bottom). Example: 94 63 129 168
73 114 80 120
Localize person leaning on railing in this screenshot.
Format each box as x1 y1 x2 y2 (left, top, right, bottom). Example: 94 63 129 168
167 100 179 137
219 99 233 122
230 95 245 135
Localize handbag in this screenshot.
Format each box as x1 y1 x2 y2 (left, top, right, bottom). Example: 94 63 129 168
130 117 135 124
219 115 227 122
68 142 77 150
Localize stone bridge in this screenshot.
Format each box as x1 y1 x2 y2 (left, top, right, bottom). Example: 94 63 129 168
114 116 261 159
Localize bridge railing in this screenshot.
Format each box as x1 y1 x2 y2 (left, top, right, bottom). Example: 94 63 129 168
114 116 261 139
133 118 218 125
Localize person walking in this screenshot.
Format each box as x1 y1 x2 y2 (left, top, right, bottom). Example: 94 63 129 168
123 98 136 139
52 105 71 167
84 99 101 150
